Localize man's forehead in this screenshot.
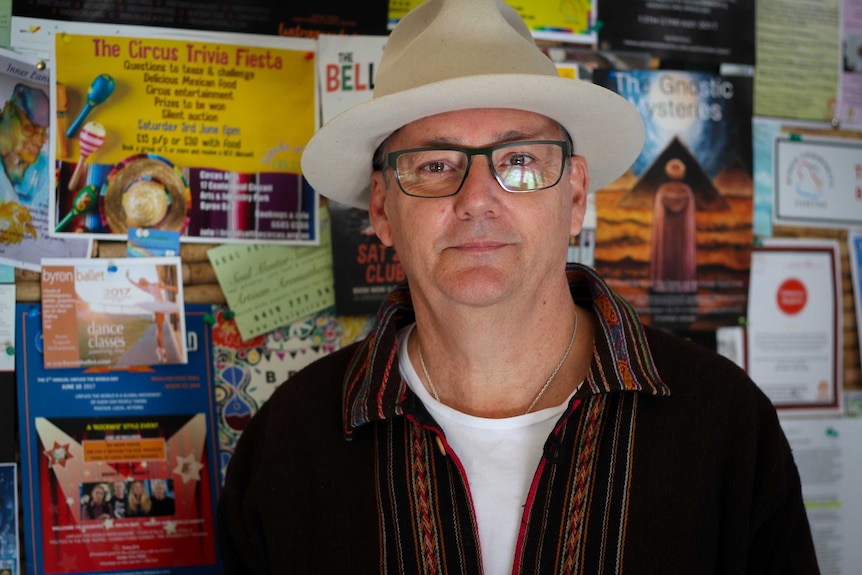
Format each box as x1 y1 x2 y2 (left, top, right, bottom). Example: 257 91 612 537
389 108 563 145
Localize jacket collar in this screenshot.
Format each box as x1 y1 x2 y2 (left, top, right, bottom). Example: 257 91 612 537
342 264 669 438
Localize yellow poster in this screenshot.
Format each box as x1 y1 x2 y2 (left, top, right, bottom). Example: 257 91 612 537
389 0 595 38
52 33 320 244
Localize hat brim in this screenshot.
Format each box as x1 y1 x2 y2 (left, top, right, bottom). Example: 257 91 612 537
301 74 645 210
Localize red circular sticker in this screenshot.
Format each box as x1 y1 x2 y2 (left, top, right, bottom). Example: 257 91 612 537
776 278 807 315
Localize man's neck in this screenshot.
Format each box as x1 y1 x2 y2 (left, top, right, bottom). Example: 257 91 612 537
407 284 593 418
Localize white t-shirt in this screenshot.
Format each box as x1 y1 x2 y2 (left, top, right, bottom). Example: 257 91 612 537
397 324 574 575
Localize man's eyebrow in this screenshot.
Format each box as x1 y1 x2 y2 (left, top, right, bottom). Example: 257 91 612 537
418 129 553 148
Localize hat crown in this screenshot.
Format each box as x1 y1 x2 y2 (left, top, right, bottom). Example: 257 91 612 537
301 0 644 210
375 0 559 97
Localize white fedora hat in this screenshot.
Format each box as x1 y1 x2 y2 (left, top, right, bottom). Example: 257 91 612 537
301 0 645 210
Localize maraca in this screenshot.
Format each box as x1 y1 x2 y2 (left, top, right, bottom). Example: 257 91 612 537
55 185 98 232
67 121 106 190
66 74 114 138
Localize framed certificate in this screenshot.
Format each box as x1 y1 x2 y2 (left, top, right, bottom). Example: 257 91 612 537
746 238 842 414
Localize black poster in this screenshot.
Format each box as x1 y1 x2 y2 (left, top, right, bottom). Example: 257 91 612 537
12 0 390 37
0 372 15 462
329 201 404 316
597 0 755 65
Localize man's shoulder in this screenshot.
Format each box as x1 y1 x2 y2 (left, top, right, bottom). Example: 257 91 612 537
641 325 722 360
625 326 789 458
641 324 759 398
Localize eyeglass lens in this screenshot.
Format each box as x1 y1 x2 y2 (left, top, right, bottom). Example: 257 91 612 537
393 141 566 198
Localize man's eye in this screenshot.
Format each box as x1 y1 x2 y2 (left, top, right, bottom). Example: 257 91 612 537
500 153 533 168
421 161 448 173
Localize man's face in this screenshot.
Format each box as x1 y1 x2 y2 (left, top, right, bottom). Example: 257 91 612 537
0 103 47 185
113 481 126 497
369 108 588 310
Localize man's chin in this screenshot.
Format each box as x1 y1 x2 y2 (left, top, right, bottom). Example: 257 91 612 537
438 267 517 307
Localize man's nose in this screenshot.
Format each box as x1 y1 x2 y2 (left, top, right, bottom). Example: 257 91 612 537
453 155 502 216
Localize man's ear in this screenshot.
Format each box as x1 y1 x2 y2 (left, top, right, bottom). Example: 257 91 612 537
368 172 394 247
568 155 590 237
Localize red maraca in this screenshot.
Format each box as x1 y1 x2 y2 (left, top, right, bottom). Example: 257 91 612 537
68 121 106 190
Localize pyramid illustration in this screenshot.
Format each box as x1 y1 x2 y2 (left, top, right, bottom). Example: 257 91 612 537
618 136 730 211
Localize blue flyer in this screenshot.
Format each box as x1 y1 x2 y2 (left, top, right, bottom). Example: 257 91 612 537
16 304 220 575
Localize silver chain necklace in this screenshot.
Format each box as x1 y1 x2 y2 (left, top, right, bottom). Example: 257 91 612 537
417 310 579 415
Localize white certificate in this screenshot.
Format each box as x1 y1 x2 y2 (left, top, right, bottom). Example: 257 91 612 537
746 238 842 414
773 135 862 228
779 417 862 575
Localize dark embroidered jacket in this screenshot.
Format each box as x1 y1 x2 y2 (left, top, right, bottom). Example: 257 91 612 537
218 265 819 574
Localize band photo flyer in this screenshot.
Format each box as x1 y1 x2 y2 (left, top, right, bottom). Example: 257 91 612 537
16 304 221 575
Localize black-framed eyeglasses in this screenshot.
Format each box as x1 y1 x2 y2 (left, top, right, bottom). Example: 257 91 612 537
384 140 572 198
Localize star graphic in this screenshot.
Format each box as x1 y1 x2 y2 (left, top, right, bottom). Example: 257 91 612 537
66 496 74 507
173 453 204 483
164 521 177 535
44 442 73 467
103 518 114 529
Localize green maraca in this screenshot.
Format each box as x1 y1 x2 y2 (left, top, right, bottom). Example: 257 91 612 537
55 185 98 232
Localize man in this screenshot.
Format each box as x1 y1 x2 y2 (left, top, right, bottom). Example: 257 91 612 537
111 480 127 519
150 479 175 516
0 83 47 245
218 0 819 573
81 483 113 521
0 83 48 187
